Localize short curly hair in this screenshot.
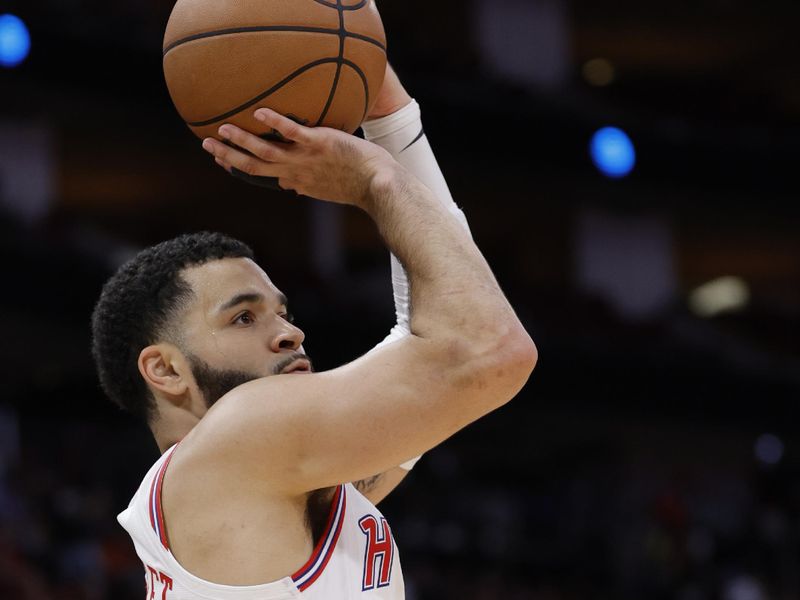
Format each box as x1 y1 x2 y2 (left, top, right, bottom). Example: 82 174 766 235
91 231 254 422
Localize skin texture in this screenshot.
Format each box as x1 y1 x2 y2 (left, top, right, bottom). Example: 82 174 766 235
138 65 537 587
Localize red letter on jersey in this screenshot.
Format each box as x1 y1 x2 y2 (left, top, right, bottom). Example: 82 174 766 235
159 571 173 600
146 565 158 600
144 564 172 600
359 515 394 590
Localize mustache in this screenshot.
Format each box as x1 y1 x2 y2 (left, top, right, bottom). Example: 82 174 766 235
272 352 314 375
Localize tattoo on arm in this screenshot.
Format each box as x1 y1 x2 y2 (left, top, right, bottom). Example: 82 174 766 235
354 474 384 494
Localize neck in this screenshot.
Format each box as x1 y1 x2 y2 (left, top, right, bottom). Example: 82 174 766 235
150 402 203 453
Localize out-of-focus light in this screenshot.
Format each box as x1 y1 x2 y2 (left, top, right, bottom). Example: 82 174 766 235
723 574 767 600
688 276 750 317
590 127 636 178
0 14 30 68
582 58 615 87
754 434 784 466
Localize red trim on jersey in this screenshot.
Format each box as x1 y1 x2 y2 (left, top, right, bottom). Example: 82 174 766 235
148 469 158 530
151 445 178 550
291 485 346 590
296 495 345 591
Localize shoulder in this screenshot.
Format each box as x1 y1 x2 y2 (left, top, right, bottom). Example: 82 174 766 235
173 375 322 493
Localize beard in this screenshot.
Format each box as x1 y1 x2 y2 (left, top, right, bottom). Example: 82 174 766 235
187 351 313 408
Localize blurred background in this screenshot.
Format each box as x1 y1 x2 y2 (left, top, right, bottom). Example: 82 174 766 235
1 0 799 598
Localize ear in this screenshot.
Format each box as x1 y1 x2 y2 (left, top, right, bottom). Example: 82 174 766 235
138 344 190 401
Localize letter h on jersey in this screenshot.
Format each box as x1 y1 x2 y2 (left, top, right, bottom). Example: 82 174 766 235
358 515 394 590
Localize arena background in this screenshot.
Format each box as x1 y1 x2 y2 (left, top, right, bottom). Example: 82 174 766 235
1 1 799 598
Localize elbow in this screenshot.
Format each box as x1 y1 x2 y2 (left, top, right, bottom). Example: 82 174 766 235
500 324 538 387
454 321 538 400
516 329 539 374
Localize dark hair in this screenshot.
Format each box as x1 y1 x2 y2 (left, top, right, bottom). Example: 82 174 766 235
91 231 254 422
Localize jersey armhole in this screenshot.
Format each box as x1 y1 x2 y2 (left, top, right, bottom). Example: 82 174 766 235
149 443 180 551
291 485 347 592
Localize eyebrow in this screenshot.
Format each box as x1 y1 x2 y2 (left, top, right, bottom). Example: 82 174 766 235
217 291 288 314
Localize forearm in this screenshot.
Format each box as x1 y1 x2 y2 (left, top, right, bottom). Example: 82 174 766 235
366 169 516 344
364 100 471 349
364 102 466 478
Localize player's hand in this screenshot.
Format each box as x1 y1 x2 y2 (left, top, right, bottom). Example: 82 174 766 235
365 63 413 121
201 109 395 208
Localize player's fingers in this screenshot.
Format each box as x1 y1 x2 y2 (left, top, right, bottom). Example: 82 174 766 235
254 108 313 144
217 124 287 163
202 138 284 178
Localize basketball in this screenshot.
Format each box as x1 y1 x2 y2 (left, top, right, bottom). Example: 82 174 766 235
162 0 387 141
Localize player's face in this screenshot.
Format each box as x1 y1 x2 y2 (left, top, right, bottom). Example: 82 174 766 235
177 257 311 406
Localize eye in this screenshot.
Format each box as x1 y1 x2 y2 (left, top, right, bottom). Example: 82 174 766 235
233 311 255 326
281 312 295 324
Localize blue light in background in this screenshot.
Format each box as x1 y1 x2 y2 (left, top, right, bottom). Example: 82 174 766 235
755 433 784 466
0 14 31 68
590 126 636 178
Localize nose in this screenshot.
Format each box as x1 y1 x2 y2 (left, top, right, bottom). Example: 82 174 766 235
271 319 305 352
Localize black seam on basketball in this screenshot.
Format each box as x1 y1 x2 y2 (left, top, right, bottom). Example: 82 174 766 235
163 26 385 57
165 26 337 56
186 58 340 127
401 128 426 152
340 60 370 123
311 0 369 10
345 32 386 52
316 0 346 126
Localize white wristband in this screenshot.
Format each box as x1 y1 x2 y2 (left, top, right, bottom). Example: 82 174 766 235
361 100 470 234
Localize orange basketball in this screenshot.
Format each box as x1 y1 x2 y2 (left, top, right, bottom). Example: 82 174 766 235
162 0 387 141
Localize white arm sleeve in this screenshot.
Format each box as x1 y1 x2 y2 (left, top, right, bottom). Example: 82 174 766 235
362 100 472 349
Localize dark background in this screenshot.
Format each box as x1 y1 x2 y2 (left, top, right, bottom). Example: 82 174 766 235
1 1 799 598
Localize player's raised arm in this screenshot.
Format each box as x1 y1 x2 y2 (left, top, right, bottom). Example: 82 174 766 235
197 110 537 493
351 65 474 502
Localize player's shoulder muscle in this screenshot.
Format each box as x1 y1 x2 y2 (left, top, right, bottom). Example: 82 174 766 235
178 374 309 488
181 336 504 494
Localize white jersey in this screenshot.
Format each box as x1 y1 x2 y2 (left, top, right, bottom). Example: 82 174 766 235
118 445 405 599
